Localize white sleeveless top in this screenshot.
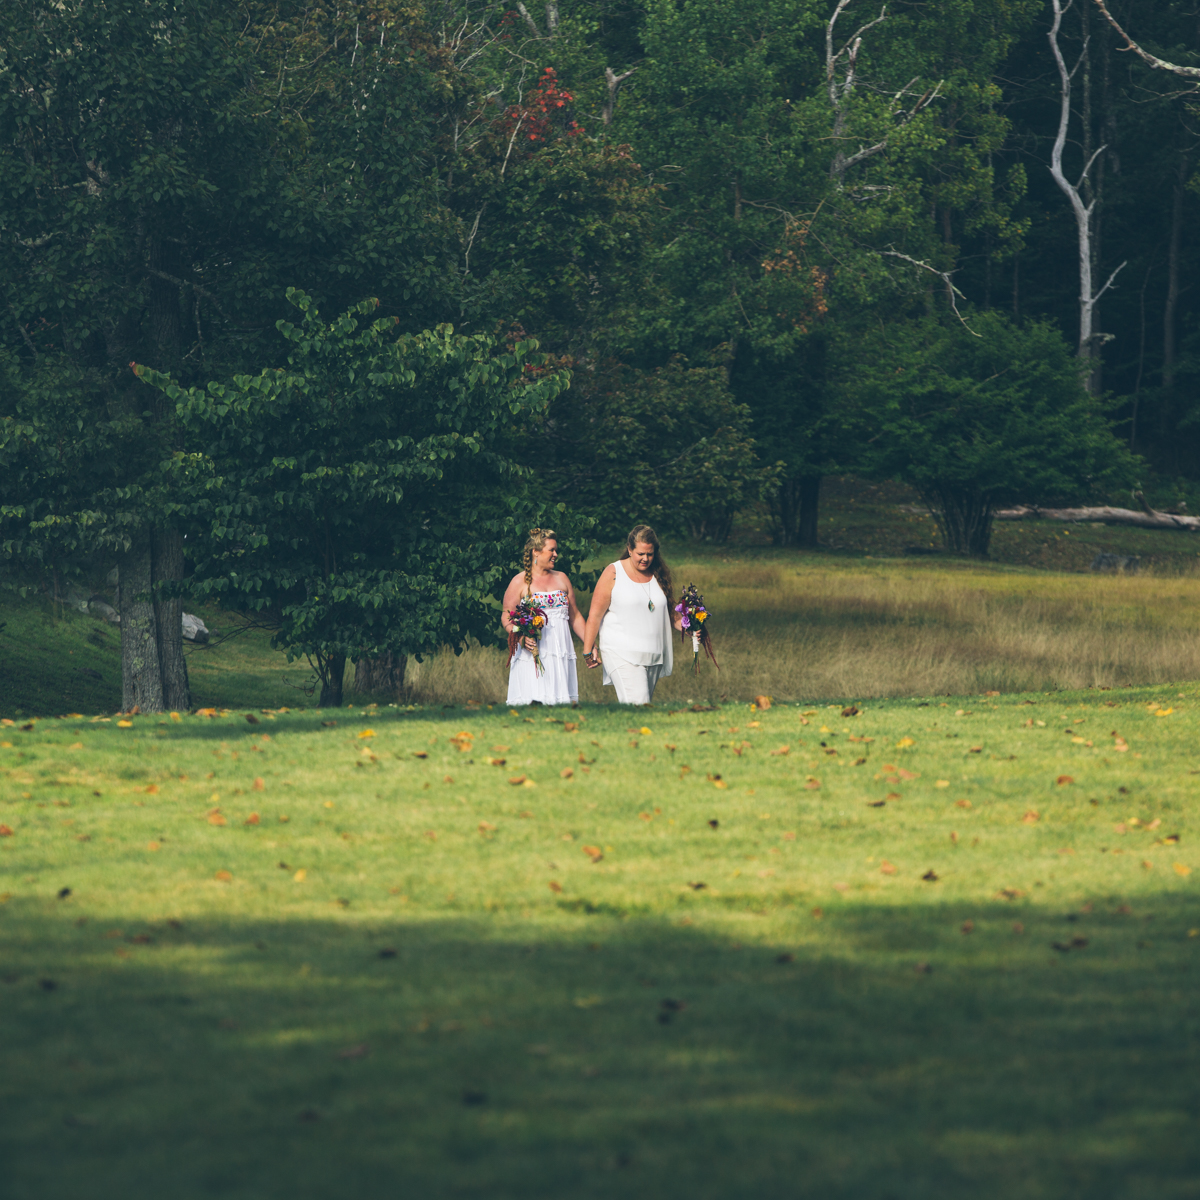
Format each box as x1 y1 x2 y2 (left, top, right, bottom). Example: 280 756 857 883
597 560 674 674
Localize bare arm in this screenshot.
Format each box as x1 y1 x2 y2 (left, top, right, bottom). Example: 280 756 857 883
582 565 616 661
500 572 526 634
562 575 587 642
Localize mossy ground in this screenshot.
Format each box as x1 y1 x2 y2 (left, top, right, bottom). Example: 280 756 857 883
2 691 1198 1198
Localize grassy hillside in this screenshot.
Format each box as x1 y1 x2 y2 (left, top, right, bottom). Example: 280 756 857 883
2 690 1197 1197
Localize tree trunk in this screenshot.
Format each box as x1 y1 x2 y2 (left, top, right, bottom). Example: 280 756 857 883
796 475 821 548
153 527 190 711
354 653 408 700
117 528 190 713
318 652 347 707
773 475 820 546
118 533 165 712
1163 154 1186 392
931 489 993 557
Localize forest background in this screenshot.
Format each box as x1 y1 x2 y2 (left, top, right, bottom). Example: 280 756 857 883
2 0 1200 709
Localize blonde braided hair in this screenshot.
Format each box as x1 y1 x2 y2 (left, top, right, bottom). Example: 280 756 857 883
522 527 556 596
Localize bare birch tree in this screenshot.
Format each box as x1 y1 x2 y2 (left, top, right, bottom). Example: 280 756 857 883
1048 0 1126 391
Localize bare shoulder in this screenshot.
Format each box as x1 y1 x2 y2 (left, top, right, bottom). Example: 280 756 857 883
506 571 526 589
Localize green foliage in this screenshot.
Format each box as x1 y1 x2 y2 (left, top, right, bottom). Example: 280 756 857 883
136 291 579 700
839 311 1139 554
545 358 778 541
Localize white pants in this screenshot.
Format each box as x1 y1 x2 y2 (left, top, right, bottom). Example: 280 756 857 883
603 655 664 705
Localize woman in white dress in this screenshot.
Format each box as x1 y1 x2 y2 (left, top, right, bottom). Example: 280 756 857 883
502 528 588 706
582 525 682 705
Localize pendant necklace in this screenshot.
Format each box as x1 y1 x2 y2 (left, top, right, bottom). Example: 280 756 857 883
641 578 656 611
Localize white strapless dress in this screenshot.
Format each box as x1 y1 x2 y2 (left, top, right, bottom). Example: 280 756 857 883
506 590 579 706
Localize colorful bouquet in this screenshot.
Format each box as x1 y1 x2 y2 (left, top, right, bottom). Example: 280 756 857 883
506 595 548 676
675 583 719 673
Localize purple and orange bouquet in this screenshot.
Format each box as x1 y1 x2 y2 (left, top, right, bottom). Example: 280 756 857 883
675 583 719 673
506 595 548 676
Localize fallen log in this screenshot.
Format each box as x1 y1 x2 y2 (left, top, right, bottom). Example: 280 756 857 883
994 504 1200 531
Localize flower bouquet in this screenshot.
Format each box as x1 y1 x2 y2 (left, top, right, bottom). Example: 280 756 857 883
675 583 719 673
506 595 548 676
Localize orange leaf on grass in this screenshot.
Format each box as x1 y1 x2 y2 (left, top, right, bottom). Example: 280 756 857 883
253 778 265 792
1056 775 1074 786
412 750 428 759
508 775 527 786
214 870 232 883
879 860 897 875
245 813 260 826
560 768 574 779
207 812 227 827
144 784 159 795
548 880 563 893
1022 811 1040 824
0 825 13 837
582 845 603 862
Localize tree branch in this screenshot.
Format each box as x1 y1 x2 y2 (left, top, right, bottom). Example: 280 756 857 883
8 304 38 358
602 66 636 126
880 250 979 335
514 3 540 38
1091 0 1200 80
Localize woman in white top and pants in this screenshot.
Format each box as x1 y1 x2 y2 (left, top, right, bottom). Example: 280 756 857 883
582 525 682 705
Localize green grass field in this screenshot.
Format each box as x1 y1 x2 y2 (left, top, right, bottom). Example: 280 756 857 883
3 690 1198 1198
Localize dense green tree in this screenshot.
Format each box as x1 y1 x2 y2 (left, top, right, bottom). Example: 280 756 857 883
838 311 1138 556
544 356 778 541
136 291 575 706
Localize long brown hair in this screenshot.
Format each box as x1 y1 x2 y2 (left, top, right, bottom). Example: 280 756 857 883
620 524 674 614
521 527 555 596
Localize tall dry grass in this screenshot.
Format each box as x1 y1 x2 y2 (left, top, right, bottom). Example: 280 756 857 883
370 558 1200 705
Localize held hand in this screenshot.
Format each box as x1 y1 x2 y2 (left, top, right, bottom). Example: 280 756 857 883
523 636 538 652
584 649 601 670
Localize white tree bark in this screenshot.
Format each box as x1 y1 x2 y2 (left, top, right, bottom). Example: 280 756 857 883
1091 1 1200 82
1048 0 1126 386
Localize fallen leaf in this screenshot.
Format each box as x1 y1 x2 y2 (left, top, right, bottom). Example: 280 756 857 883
782 831 796 840
770 746 790 756
0 825 13 837
1056 775 1074 786
214 870 232 883
776 952 796 963
1147 818 1162 830
582 845 603 862
897 768 917 781
961 920 974 934
879 860 897 875
886 792 902 800
487 758 507 767
804 779 820 790
896 737 915 748
708 819 719 829
868 800 886 808
207 812 227 827
411 750 428 759
1175 863 1192 877
117 720 133 728
424 831 437 840
146 841 160 851
955 799 972 809
754 696 772 710
563 722 578 732
560 767 574 779
841 705 859 717
245 813 260 825
688 881 707 890
357 729 375 739
548 880 563 893
1022 811 1040 824
508 775 527 786
478 821 496 833
293 869 306 882
935 780 950 789
921 870 939 882
1012 922 1025 934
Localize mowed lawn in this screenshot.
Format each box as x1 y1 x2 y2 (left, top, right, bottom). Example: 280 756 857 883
2 691 1199 1199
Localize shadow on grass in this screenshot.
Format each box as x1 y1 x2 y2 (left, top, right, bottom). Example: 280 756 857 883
3 894 1199 1200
